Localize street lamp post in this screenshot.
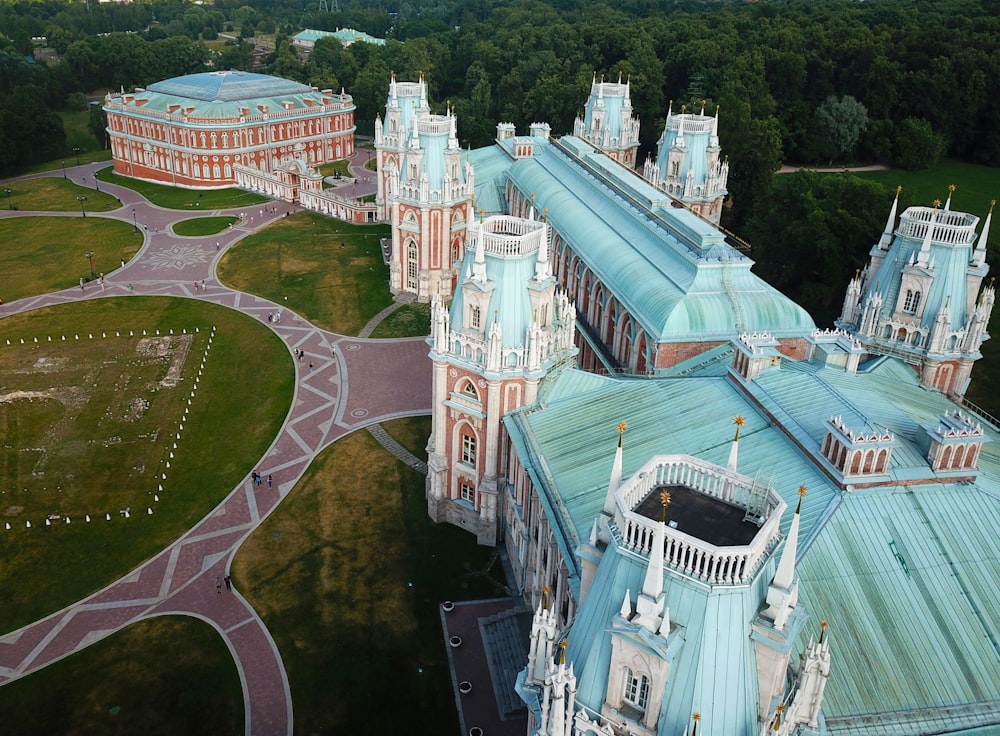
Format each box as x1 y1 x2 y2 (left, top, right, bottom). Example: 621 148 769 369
85 250 95 279
132 207 138 233
4 189 11 210
61 160 67 179
77 195 87 218
73 147 81 167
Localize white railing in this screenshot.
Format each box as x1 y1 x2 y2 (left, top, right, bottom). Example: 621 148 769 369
468 217 546 257
898 208 977 245
612 455 785 586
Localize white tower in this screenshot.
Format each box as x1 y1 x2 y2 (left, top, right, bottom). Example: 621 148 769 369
573 73 641 168
426 213 577 544
376 75 474 302
643 101 729 225
838 191 994 398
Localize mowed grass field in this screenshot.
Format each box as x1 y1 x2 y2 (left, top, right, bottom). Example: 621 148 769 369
0 297 294 633
97 168 268 210
232 417 505 735
172 216 239 237
217 211 392 335
1 176 120 213
0 217 142 303
0 615 243 736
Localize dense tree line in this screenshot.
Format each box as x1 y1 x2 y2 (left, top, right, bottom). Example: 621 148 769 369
0 0 997 322
3 0 997 213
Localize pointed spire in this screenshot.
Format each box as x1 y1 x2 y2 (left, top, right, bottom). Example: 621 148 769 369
973 199 994 267
878 186 902 250
945 183 956 212
917 199 939 266
710 105 720 146
728 415 745 472
390 71 397 104
641 498 668 601
472 218 487 283
620 589 631 618
602 422 626 516
691 712 701 736
773 486 805 590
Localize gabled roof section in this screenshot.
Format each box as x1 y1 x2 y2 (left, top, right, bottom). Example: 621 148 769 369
499 136 815 343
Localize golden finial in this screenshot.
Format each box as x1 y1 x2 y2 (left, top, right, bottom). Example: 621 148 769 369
933 198 942 209
949 184 956 193
896 185 902 196
733 415 745 442
820 620 828 643
681 103 687 113
660 490 671 523
773 704 785 730
796 484 807 514
692 712 701 736
559 639 568 664
542 586 550 609
618 421 627 435
991 199 996 213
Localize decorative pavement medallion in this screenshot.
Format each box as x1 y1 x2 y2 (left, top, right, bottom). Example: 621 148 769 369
147 245 210 271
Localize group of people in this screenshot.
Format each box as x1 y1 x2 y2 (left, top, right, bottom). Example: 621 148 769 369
267 311 282 323
251 471 272 488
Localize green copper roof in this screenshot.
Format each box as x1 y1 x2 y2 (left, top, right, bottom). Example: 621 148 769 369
146 71 312 102
504 350 1000 733
480 136 815 343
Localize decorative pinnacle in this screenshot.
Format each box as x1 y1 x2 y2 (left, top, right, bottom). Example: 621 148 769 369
559 639 568 664
933 199 942 209
618 421 627 435
692 713 701 722
542 586 550 609
796 484 807 513
896 185 902 196
991 199 997 213
660 490 671 523
733 415 745 441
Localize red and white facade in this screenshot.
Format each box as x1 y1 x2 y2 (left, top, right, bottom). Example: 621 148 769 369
104 71 355 190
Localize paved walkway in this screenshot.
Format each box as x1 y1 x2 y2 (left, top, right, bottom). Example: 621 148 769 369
0 155 423 735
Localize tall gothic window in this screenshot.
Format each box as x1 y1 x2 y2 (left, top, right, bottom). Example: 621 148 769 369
461 433 477 465
407 242 418 290
470 305 481 329
624 670 650 712
903 289 922 314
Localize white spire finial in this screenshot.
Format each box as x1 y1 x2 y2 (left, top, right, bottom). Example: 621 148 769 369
973 200 994 267
602 422 626 516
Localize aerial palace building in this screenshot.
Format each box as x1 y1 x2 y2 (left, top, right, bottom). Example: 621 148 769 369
103 70 355 189
379 75 1000 736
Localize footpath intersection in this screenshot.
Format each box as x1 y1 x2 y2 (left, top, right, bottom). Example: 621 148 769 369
0 158 429 735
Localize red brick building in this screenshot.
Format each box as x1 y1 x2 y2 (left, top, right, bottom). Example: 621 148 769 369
104 70 355 189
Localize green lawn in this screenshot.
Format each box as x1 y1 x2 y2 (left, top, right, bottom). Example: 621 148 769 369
217 211 392 335
0 177 120 213
0 217 142 302
231 417 504 735
0 616 243 736
370 303 432 338
0 298 294 633
853 159 999 221
96 169 268 210
172 216 240 237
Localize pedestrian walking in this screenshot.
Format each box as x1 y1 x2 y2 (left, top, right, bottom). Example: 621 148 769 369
267 475 272 488
255 472 262 486
128 283 134 292
267 313 273 323
216 241 221 250
80 278 85 291
224 575 232 591
308 362 314 373
215 576 222 594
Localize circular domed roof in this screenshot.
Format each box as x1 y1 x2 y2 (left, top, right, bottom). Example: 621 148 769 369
146 71 313 103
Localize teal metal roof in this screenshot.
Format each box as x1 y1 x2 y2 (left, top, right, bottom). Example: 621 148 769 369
294 28 385 46
581 82 629 141
146 71 311 102
655 113 716 191
506 351 1000 733
865 206 984 333
496 137 815 343
122 72 353 122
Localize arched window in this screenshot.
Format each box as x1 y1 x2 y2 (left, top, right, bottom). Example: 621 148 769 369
461 381 478 399
407 242 418 290
903 290 922 314
461 433 477 465
624 669 650 712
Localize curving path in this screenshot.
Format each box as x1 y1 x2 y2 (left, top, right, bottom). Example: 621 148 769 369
0 154 425 735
